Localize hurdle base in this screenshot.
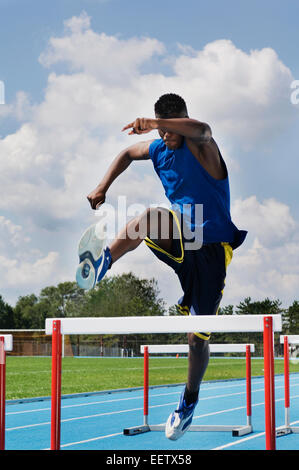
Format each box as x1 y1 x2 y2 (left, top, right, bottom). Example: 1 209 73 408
276 426 299 437
123 425 150 435
123 423 253 437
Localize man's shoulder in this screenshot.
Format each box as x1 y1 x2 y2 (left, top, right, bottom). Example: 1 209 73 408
150 138 165 150
149 138 166 159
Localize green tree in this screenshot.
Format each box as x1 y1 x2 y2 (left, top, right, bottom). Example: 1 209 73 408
283 300 299 334
212 305 234 344
84 272 166 317
74 272 167 353
232 297 283 354
39 282 86 318
13 294 40 328
236 297 282 316
12 283 86 329
0 295 14 328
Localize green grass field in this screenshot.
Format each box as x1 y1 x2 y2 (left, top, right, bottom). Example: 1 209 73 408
5 356 299 401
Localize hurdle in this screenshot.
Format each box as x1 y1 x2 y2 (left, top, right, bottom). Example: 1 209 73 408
0 335 13 451
45 314 282 450
123 343 254 437
276 335 299 437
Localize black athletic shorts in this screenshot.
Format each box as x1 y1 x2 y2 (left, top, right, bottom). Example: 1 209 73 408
144 208 233 341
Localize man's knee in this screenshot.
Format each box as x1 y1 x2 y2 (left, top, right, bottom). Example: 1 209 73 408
188 333 210 355
126 207 152 240
132 207 160 238
146 207 173 240
138 207 173 250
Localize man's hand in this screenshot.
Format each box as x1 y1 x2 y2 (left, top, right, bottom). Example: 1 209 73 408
122 118 158 135
87 186 106 210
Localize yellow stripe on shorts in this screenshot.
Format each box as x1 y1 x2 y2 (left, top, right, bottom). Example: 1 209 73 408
144 209 184 263
177 242 233 341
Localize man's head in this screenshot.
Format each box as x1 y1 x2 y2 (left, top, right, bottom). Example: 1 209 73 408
154 93 188 119
154 93 188 150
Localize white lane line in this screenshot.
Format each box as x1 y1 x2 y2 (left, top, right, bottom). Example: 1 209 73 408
41 402 267 449
7 388 299 454
213 431 266 449
7 375 291 414
5 389 261 431
5 388 257 416
59 432 124 449
193 394 299 422
7 391 299 432
43 432 124 450
7 379 299 416
6 389 245 416
6 401 178 431
212 419 299 450
41 412 299 450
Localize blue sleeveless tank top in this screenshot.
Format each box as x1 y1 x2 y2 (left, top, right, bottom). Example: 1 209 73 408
149 138 247 249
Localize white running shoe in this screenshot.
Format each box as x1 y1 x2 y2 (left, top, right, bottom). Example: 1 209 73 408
165 386 198 440
76 222 111 290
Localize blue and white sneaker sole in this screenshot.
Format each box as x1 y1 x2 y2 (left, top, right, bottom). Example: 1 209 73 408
76 222 107 290
165 410 193 440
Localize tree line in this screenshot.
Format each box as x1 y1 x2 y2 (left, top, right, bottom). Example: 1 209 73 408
0 272 298 353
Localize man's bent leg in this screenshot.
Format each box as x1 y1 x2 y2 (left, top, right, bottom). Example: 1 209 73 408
185 333 210 404
165 334 210 440
109 207 173 264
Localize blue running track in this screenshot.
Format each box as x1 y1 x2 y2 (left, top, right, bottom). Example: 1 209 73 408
4 374 299 451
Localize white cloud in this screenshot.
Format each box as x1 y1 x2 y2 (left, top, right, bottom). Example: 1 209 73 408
0 13 298 308
1 23 295 223
231 196 297 247
0 91 33 123
222 197 299 307
173 40 295 149
39 11 165 84
0 216 30 247
0 215 60 292
0 251 59 287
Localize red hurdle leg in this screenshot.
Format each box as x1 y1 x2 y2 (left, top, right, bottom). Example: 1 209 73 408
284 336 290 427
51 320 62 450
246 345 252 426
0 337 5 450
263 316 276 450
143 346 149 425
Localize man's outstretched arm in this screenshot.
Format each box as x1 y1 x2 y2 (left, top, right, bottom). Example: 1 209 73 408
122 117 212 143
87 140 153 209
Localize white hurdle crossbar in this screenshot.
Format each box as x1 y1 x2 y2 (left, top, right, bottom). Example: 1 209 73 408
124 343 254 438
45 314 282 451
276 335 299 437
140 343 255 354
0 335 13 450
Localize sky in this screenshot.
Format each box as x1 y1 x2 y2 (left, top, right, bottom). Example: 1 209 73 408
0 0 298 311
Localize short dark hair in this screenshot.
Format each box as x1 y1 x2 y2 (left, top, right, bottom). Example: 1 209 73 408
154 93 188 117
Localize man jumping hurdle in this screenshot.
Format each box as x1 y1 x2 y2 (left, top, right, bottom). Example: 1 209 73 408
78 93 247 440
